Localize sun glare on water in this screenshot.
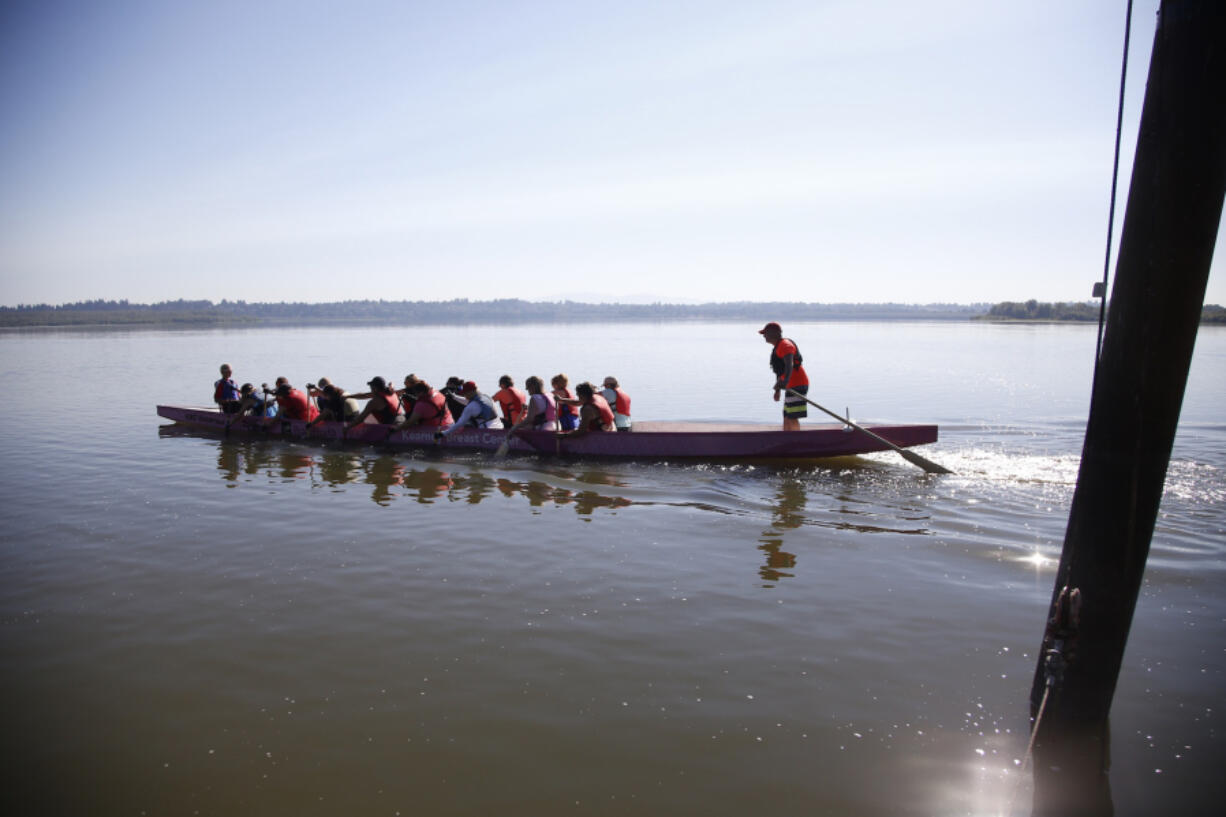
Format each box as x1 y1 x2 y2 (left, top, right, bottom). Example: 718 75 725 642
1017 550 1054 569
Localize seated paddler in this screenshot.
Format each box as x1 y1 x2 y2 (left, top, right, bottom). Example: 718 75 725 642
274 382 320 422
600 376 632 432
347 376 404 429
238 383 277 417
551 373 579 431
493 375 528 429
560 381 615 438
508 376 557 433
313 383 360 423
435 381 497 439
440 376 469 421
398 374 421 417
400 380 454 430
214 364 241 414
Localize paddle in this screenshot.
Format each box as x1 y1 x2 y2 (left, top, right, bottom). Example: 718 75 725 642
494 409 523 458
257 384 274 432
786 388 953 475
495 431 513 457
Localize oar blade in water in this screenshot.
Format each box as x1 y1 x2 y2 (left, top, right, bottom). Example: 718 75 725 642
900 448 953 475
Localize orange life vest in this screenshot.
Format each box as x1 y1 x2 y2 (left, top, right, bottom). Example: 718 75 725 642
587 394 615 431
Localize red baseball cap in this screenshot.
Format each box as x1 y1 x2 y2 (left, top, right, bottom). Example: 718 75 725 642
758 321 781 334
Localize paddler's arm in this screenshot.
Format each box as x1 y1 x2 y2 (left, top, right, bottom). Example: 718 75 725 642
436 399 478 438
559 405 595 438
773 353 794 402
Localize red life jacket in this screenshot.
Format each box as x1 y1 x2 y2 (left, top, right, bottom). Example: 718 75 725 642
609 387 631 417
371 390 403 424
495 387 527 422
587 394 615 431
414 389 453 427
770 338 809 388
277 389 319 421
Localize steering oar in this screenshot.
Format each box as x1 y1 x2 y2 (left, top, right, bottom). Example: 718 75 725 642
786 388 952 475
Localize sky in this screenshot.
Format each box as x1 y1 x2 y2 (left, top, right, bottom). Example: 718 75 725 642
1 0 1220 307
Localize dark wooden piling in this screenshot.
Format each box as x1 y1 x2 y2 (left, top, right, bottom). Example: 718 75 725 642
1029 1 1226 815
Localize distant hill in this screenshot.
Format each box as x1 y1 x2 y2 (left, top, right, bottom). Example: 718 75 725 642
0 299 988 328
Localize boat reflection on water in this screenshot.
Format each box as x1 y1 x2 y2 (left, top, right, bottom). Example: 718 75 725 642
161 426 934 589
495 477 634 515
162 426 637 514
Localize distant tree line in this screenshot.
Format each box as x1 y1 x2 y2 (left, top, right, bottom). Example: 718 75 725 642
979 300 1101 321
3 298 1222 328
979 300 1226 323
1202 304 1226 323
0 298 987 328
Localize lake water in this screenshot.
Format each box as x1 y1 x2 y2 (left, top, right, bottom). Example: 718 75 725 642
1 320 1223 816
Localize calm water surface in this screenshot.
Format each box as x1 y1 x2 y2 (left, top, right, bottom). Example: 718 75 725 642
1 321 1223 816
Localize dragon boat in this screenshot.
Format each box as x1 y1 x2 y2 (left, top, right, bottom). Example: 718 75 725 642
157 404 940 463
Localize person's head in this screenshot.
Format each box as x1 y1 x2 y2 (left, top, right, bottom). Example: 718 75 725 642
368 376 388 393
461 380 479 396
499 375 514 389
409 381 431 397
323 384 342 397
220 363 233 377
275 383 292 397
551 374 569 389
275 376 289 387
240 383 255 396
758 321 782 344
602 376 619 390
525 375 544 395
403 374 420 390
575 382 596 402
316 377 332 390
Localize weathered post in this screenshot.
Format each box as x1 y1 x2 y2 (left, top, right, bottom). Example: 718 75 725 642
1029 1 1226 815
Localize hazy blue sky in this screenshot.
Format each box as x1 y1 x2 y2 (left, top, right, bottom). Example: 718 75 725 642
1 0 1219 306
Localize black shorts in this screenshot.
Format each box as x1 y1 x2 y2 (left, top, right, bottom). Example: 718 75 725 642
782 385 808 419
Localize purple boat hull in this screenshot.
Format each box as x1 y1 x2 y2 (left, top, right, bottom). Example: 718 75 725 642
157 405 939 462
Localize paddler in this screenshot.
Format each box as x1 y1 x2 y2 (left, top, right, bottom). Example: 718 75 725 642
600 376 632 432
237 382 277 417
493 375 528 428
214 364 241 414
551 373 579 431
396 380 454 431
274 382 320 422
440 376 469 421
759 321 809 430
312 383 360 423
398 374 421 416
508 376 557 432
559 381 615 438
346 376 403 429
435 380 497 438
